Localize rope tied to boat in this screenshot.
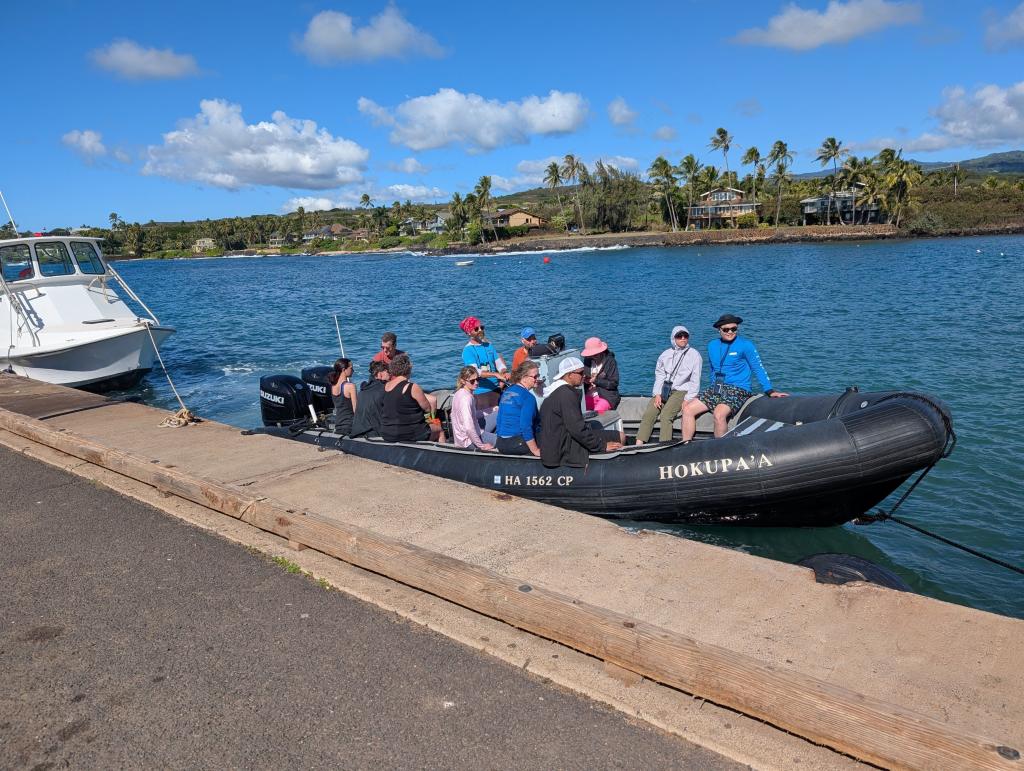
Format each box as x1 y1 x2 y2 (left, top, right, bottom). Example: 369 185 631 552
856 394 1023 576
144 323 199 428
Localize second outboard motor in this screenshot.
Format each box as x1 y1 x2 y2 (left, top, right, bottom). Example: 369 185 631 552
301 365 334 415
260 374 313 427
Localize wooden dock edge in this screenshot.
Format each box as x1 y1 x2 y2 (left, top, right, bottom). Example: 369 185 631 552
1 406 1018 770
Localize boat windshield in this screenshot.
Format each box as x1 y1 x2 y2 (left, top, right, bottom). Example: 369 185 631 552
1 243 34 282
35 241 76 277
70 240 105 274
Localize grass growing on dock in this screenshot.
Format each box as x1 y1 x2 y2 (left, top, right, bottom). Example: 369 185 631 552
269 554 335 592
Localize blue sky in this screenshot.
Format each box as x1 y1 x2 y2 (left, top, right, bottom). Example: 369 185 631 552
7 0 1024 230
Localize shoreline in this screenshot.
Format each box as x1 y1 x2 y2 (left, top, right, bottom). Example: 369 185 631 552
107 221 1024 261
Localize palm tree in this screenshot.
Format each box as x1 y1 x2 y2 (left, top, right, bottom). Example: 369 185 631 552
741 146 761 202
884 158 924 228
474 175 499 242
544 161 567 229
815 137 847 225
675 154 703 230
839 155 871 224
767 141 794 228
950 163 965 198
560 154 587 233
709 127 734 182
647 156 679 231
448 193 467 236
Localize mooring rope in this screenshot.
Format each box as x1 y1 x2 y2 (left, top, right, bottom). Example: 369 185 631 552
144 323 198 428
854 392 1022 576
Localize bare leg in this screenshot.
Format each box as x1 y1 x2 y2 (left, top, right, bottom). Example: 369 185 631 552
681 399 708 441
712 403 732 438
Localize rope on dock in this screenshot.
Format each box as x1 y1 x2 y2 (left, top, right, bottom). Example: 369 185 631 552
144 323 198 428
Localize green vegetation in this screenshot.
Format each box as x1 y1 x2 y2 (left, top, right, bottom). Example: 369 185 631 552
18 146 1024 258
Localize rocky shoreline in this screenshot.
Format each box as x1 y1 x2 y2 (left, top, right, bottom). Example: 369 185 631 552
436 221 1024 255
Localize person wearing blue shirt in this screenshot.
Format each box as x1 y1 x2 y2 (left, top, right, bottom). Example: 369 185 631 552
495 361 542 455
681 314 789 440
459 315 508 410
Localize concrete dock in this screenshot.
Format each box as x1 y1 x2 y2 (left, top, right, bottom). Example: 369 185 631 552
0 373 1021 769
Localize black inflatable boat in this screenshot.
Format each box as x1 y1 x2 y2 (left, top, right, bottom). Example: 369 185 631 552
253 368 954 527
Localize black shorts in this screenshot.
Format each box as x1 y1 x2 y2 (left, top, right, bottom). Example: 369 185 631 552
497 436 532 455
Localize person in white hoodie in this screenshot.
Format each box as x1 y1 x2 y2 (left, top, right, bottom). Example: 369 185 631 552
634 325 702 444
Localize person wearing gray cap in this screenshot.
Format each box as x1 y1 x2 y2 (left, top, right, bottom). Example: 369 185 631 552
635 325 702 444
539 357 624 468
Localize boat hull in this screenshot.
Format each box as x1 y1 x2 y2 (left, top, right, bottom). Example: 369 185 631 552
1 325 175 389
258 390 952 527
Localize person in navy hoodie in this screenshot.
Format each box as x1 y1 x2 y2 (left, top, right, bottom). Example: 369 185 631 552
681 314 788 440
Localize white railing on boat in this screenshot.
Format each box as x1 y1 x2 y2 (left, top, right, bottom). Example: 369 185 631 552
90 263 161 325
0 271 41 346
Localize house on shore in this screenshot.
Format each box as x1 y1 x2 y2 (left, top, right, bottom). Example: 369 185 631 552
800 187 882 225
302 225 336 243
192 237 216 253
686 188 760 229
425 212 451 234
268 233 293 249
487 208 547 228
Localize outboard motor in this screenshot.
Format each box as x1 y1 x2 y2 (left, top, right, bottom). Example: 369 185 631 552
260 374 313 427
301 365 334 415
529 332 566 357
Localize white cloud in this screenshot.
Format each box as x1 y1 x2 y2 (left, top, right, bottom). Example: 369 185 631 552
143 99 369 190
597 155 639 171
854 81 1024 152
113 148 133 163
282 182 445 212
62 129 107 159
985 3 1024 51
607 97 637 127
284 196 339 212
90 39 199 79
389 157 429 174
382 183 445 200
491 155 637 192
734 0 921 50
653 125 677 141
359 88 588 152
297 6 443 63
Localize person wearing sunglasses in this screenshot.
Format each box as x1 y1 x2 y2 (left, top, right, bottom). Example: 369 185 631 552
459 315 508 411
681 314 789 441
635 325 702 445
495 361 542 456
451 366 496 451
371 331 404 366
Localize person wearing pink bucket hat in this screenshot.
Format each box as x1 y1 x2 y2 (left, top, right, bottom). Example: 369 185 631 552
580 336 620 412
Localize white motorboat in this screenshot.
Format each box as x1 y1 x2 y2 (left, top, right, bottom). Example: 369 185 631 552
0 235 175 390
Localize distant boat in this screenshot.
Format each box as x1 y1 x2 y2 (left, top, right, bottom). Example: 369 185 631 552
454 259 474 267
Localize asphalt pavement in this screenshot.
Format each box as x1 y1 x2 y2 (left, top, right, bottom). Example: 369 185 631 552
0 445 741 770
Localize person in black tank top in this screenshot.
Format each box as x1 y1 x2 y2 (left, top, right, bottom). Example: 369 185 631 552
329 358 356 436
380 354 446 443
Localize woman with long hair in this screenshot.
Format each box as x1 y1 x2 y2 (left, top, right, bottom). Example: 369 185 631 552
328 357 357 436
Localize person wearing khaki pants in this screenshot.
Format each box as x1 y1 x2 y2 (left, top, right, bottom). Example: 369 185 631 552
635 326 702 444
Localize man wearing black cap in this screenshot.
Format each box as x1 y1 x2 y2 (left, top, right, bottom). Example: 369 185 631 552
681 314 788 440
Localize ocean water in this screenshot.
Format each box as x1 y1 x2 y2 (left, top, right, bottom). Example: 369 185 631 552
110 235 1024 618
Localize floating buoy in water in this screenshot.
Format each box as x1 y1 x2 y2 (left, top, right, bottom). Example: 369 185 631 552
976 249 982 253
543 256 551 264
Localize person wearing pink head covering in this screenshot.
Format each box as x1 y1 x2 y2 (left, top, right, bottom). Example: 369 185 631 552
581 336 620 413
460 315 508 410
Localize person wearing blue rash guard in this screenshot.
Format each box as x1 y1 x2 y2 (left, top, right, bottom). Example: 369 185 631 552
681 314 789 440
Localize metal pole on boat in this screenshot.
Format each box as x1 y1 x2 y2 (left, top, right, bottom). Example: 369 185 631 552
333 314 346 357
0 190 18 237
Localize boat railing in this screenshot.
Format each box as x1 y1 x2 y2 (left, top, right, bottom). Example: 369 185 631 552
101 263 161 325
0 272 40 346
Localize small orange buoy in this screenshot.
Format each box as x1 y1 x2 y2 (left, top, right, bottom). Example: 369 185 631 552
543 256 551 264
